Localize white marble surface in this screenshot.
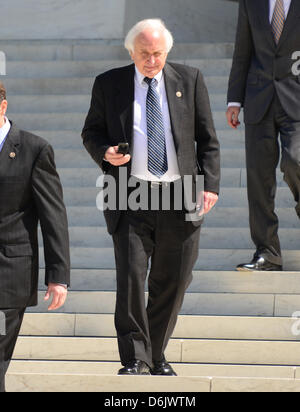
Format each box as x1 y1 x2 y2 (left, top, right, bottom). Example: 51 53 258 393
0 0 238 42
0 51 6 75
6 372 300 392
124 0 238 43
19 313 300 341
7 373 211 392
212 377 300 393
8 360 297 379
0 0 126 39
13 336 182 362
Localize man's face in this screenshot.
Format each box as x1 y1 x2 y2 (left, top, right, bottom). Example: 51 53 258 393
0 100 7 128
130 29 168 78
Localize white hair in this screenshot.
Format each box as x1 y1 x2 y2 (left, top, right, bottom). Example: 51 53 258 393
124 19 174 54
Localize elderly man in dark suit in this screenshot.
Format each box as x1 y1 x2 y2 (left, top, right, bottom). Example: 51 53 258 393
82 19 220 376
0 81 70 392
227 0 300 272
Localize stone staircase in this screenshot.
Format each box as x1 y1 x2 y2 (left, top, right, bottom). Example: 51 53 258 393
2 40 300 392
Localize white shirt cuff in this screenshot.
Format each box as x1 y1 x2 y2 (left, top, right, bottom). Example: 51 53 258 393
228 102 242 108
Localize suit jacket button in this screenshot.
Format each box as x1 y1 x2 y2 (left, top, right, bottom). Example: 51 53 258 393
9 152 16 159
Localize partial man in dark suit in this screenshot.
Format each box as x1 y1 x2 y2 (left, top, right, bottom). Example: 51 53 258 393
0 81 70 392
82 19 220 376
227 0 300 271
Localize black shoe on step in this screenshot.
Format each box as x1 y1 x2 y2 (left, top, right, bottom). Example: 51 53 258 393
118 360 151 375
236 256 282 272
151 359 177 376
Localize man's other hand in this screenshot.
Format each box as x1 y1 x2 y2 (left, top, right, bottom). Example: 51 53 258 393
44 283 68 311
197 191 219 216
226 106 241 129
105 146 131 166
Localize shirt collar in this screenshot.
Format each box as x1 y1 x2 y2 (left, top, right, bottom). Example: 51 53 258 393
0 117 11 146
135 66 163 87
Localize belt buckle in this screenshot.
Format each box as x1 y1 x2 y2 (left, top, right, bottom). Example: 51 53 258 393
150 181 170 189
150 181 161 189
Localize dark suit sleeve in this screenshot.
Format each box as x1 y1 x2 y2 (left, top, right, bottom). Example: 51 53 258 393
81 76 111 173
31 144 70 286
227 0 254 105
195 70 221 194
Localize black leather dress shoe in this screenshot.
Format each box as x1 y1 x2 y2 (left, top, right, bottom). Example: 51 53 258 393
151 359 177 376
236 256 282 272
118 360 151 375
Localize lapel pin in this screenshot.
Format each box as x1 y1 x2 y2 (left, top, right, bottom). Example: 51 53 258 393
9 152 16 159
176 91 182 98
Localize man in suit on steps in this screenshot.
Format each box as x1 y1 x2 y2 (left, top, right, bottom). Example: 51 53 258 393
82 19 220 376
227 0 300 271
0 81 70 392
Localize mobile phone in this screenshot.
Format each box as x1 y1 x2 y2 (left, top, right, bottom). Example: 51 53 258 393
117 143 129 155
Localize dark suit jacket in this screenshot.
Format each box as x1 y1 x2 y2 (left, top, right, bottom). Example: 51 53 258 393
227 0 300 124
0 123 70 308
82 62 220 234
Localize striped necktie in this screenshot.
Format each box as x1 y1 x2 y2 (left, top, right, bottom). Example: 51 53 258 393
271 0 285 45
144 77 168 178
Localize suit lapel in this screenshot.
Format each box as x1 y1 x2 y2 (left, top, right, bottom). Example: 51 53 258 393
0 122 21 175
115 64 135 146
277 0 300 48
163 63 184 151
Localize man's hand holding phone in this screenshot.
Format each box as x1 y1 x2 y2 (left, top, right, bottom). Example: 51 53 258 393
104 143 130 166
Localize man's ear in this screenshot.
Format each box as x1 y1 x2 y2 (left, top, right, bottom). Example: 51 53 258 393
0 100 7 117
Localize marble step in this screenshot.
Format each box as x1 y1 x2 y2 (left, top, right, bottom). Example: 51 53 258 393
20 313 300 342
203 206 298 227
2 146 248 168
3 76 230 95
57 168 249 188
27 128 245 149
7 93 229 113
11 336 300 366
55 227 300 250
3 59 232 78
37 248 300 271
7 110 232 130
27 129 244 149
7 359 300 392
6 372 300 392
0 41 234 61
5 77 95 95
36 269 300 294
8 360 298 380
26 289 300 317
3 145 248 168
60 186 298 207
6 372 211 392
64 206 298 228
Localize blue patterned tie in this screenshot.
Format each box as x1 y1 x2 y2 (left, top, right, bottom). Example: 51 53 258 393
144 77 168 178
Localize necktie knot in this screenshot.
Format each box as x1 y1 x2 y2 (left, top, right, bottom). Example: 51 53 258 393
144 77 156 87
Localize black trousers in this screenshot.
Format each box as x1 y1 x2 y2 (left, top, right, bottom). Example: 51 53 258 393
245 94 300 265
0 307 26 392
112 188 201 368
